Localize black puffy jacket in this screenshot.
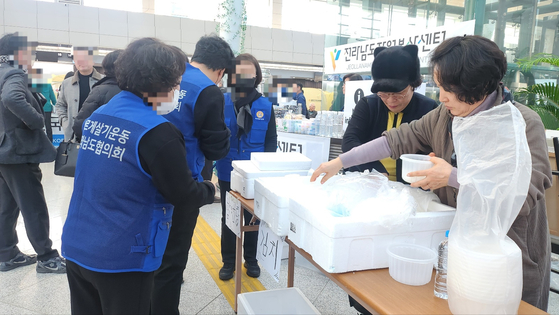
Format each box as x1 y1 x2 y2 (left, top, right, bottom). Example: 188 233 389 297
72 76 121 141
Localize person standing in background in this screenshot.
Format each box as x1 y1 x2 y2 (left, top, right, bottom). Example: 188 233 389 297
38 83 56 142
330 73 363 112
307 103 318 118
72 50 122 142
293 82 308 118
0 33 65 274
152 34 232 315
55 47 102 141
216 53 277 281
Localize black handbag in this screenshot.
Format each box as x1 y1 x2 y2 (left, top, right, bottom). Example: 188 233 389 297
54 140 80 177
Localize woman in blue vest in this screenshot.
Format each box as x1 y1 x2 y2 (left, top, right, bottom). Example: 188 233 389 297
216 53 277 281
61 38 216 314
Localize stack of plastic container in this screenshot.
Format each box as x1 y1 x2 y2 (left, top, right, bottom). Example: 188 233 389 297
275 110 345 138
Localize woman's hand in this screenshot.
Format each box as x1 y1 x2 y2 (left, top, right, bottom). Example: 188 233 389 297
407 153 453 190
310 157 343 184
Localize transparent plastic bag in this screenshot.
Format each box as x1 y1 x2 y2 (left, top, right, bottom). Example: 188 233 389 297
447 103 531 314
314 170 440 228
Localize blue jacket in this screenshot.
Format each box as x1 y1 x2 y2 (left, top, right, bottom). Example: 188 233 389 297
215 93 272 182
62 91 174 273
164 64 214 182
295 92 307 117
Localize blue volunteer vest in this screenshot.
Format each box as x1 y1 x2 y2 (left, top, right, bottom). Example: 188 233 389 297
215 93 272 182
62 91 174 273
164 64 214 182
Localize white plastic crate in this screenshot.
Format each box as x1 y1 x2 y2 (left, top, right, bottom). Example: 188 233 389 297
230 160 310 199
250 152 312 171
288 194 456 273
237 288 320 315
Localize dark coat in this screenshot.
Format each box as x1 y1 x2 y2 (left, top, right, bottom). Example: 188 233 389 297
72 76 121 141
342 92 438 181
0 64 56 164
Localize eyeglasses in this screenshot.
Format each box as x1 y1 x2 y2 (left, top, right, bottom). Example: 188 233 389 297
377 89 409 101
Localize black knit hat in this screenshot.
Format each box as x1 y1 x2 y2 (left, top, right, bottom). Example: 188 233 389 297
370 45 420 93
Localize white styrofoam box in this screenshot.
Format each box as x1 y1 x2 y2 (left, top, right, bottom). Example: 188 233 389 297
254 176 299 236
230 160 310 199
238 287 320 315
250 152 312 171
288 194 455 273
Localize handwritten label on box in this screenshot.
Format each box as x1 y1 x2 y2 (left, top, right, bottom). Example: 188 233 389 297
257 222 285 282
225 192 241 238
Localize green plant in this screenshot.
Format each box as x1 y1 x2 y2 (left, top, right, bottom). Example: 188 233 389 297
517 53 559 72
516 54 559 130
215 0 247 55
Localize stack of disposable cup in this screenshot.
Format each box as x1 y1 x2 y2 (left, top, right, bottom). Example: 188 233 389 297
447 238 522 314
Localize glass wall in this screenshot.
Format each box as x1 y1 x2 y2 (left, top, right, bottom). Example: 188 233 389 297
321 0 559 114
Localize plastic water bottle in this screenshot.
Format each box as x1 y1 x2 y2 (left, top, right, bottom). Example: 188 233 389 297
434 230 449 299
314 112 321 136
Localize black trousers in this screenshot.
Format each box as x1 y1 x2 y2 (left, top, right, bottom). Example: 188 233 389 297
44 111 53 143
67 260 153 315
219 179 258 266
0 163 58 262
201 159 213 181
151 203 200 315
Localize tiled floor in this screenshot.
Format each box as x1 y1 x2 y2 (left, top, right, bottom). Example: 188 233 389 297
0 162 558 314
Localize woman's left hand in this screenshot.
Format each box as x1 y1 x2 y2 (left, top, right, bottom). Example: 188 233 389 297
407 153 453 190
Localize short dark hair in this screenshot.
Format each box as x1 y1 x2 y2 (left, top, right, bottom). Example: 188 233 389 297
343 73 363 82
236 53 262 87
0 33 33 55
73 46 97 55
430 35 507 104
191 34 234 71
116 38 187 94
101 50 122 77
297 82 303 90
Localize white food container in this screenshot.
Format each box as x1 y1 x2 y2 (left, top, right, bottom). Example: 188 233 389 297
400 154 434 183
387 243 437 286
230 160 310 199
250 152 312 171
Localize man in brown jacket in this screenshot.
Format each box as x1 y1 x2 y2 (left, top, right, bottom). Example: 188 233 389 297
313 35 552 311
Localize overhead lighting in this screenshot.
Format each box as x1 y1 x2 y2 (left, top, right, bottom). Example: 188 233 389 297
260 62 323 73
507 5 523 13
538 0 552 6
36 44 72 54
98 49 114 56
537 11 558 19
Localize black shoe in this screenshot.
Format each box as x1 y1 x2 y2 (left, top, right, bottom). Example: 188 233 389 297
219 264 235 280
244 262 260 278
36 256 66 274
0 253 37 272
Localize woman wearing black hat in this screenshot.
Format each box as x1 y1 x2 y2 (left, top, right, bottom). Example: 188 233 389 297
342 45 437 182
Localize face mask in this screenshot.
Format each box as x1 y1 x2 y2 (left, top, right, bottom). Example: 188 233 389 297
232 77 256 101
156 89 180 115
235 77 256 89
